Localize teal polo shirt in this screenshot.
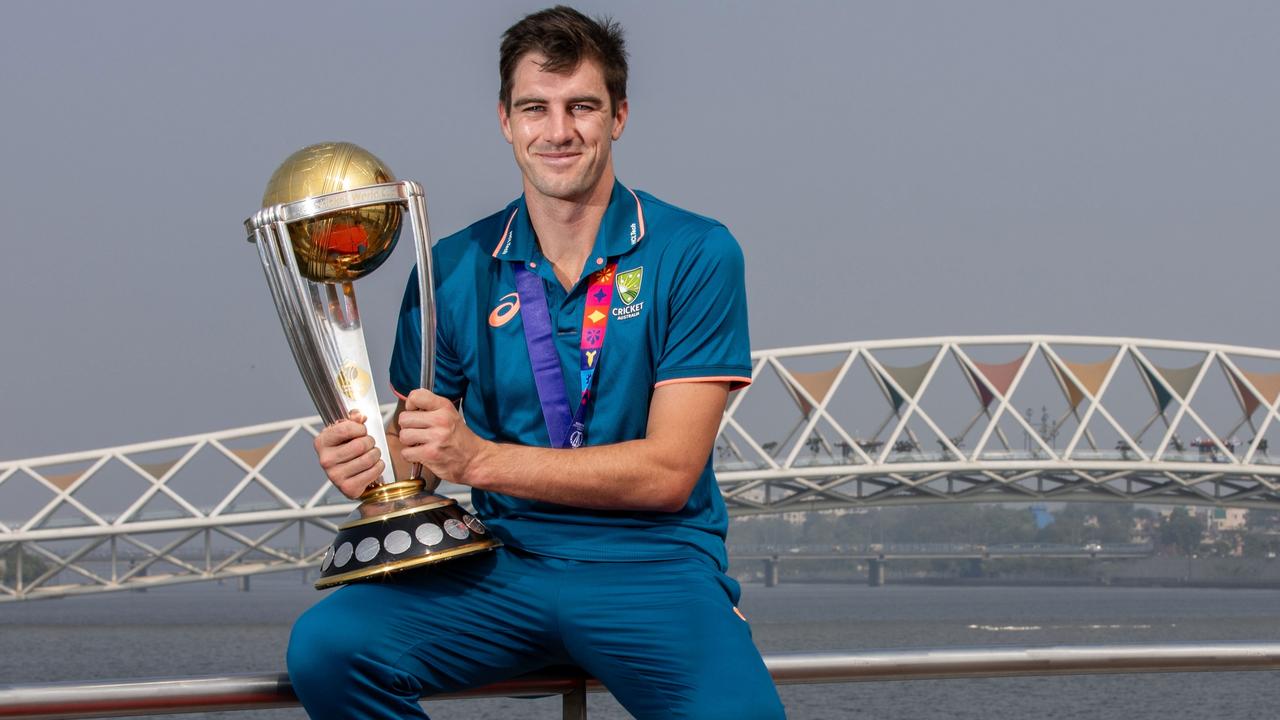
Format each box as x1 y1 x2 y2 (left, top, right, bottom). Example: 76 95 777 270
390 179 751 568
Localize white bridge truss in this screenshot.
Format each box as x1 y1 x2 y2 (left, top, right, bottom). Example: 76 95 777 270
2 335 1278 601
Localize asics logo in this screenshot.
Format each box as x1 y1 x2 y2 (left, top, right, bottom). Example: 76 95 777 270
488 292 520 327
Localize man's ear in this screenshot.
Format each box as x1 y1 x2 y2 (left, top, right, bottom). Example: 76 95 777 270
498 101 513 144
611 98 629 141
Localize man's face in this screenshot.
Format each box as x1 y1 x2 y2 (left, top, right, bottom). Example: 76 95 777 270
499 53 628 204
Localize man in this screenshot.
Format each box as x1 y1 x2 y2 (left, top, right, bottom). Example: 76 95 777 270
287 7 785 719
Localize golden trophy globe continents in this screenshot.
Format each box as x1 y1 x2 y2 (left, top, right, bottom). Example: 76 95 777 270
245 142 500 589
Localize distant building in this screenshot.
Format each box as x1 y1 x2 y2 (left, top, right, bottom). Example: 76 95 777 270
1210 507 1248 532
780 508 859 525
1130 516 1154 544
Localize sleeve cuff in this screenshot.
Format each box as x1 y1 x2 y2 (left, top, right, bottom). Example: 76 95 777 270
655 365 753 391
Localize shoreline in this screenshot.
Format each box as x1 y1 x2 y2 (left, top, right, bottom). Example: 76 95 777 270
740 575 1280 591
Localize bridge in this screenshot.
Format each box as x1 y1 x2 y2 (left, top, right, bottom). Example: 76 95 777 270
2 335 1277 600
729 542 1155 587
729 542 1155 561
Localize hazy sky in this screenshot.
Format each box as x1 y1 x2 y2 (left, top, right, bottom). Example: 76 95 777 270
2 0 1277 461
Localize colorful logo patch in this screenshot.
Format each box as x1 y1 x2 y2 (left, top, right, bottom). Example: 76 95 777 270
616 267 643 306
488 292 520 327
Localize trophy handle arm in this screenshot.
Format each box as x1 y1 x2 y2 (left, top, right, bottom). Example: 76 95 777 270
386 406 443 494
406 181 438 489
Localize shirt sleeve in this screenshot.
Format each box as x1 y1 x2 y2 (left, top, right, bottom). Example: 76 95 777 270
389 266 467 401
654 224 753 390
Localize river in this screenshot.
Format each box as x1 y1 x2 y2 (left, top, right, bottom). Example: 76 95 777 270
2 573 1277 718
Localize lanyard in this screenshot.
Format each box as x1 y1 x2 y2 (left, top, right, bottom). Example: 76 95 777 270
513 263 617 449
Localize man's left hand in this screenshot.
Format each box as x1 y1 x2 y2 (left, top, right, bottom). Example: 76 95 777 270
398 389 490 485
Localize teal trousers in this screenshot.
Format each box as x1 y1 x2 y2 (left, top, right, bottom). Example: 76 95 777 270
287 547 785 719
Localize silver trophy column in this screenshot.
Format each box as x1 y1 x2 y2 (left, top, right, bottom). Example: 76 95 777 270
245 143 498 589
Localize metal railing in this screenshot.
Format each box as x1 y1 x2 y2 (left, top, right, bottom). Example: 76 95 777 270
2 643 1278 719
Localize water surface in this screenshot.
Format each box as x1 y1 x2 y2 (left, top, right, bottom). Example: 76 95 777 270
2 575 1277 718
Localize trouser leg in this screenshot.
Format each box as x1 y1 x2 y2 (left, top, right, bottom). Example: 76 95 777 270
287 549 562 720
560 557 786 720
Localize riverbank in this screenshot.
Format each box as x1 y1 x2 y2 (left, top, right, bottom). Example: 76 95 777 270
732 556 1280 590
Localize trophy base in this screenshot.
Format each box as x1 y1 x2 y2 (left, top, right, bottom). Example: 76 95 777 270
315 478 502 589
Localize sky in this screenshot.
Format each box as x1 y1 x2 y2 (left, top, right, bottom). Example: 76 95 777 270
2 0 1277 461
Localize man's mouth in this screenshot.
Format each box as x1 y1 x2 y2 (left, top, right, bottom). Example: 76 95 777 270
535 151 582 167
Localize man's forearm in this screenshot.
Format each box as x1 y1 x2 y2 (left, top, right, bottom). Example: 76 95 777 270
463 438 700 513
399 382 728 512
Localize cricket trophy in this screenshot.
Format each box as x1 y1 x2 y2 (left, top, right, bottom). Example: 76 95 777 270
244 142 500 589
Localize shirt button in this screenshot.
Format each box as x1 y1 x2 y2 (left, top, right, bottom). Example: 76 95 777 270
529 262 537 269
595 257 604 265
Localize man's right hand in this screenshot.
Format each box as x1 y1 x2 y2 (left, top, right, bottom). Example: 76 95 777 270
313 411 385 499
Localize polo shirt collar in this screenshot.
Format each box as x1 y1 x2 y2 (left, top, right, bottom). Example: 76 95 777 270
489 178 647 264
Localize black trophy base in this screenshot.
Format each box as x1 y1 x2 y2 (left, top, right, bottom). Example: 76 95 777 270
315 479 502 589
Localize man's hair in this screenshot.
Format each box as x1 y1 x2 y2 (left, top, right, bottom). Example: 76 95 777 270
499 5 628 112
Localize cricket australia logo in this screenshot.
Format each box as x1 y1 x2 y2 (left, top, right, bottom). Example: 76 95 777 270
612 266 644 320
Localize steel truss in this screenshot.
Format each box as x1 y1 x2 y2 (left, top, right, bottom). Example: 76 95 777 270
718 335 1280 514
2 335 1278 600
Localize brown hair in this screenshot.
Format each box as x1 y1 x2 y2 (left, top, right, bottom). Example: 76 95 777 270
499 5 628 112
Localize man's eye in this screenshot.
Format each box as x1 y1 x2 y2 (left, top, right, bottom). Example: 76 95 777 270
572 104 596 112
523 105 546 113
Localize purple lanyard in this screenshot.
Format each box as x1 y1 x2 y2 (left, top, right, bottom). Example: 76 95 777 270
513 263 616 449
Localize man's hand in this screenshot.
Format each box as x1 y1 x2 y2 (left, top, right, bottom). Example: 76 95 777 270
398 389 491 484
313 410 385 499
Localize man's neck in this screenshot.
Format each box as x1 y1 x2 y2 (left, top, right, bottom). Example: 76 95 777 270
526 178 614 290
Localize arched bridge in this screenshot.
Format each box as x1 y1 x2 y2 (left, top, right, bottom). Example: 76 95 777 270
2 335 1277 600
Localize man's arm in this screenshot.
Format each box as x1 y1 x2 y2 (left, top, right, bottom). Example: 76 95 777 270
396 381 729 513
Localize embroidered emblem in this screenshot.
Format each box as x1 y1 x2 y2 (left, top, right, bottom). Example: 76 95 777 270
488 292 520 328
616 267 643 306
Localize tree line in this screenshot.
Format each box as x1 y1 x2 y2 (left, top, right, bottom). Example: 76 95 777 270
728 504 1280 559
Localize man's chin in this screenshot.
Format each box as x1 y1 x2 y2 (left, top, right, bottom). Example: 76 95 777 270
529 178 592 203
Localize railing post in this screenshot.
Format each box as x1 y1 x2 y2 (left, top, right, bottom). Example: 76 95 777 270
868 558 885 587
562 678 587 720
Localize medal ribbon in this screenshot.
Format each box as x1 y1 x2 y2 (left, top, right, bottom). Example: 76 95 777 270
513 263 617 449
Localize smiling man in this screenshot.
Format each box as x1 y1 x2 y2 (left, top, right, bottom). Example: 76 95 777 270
286 6 785 719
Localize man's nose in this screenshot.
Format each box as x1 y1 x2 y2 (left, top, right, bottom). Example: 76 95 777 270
545 108 574 145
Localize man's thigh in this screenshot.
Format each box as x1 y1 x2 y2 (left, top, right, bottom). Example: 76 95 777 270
288 548 564 699
558 557 785 720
